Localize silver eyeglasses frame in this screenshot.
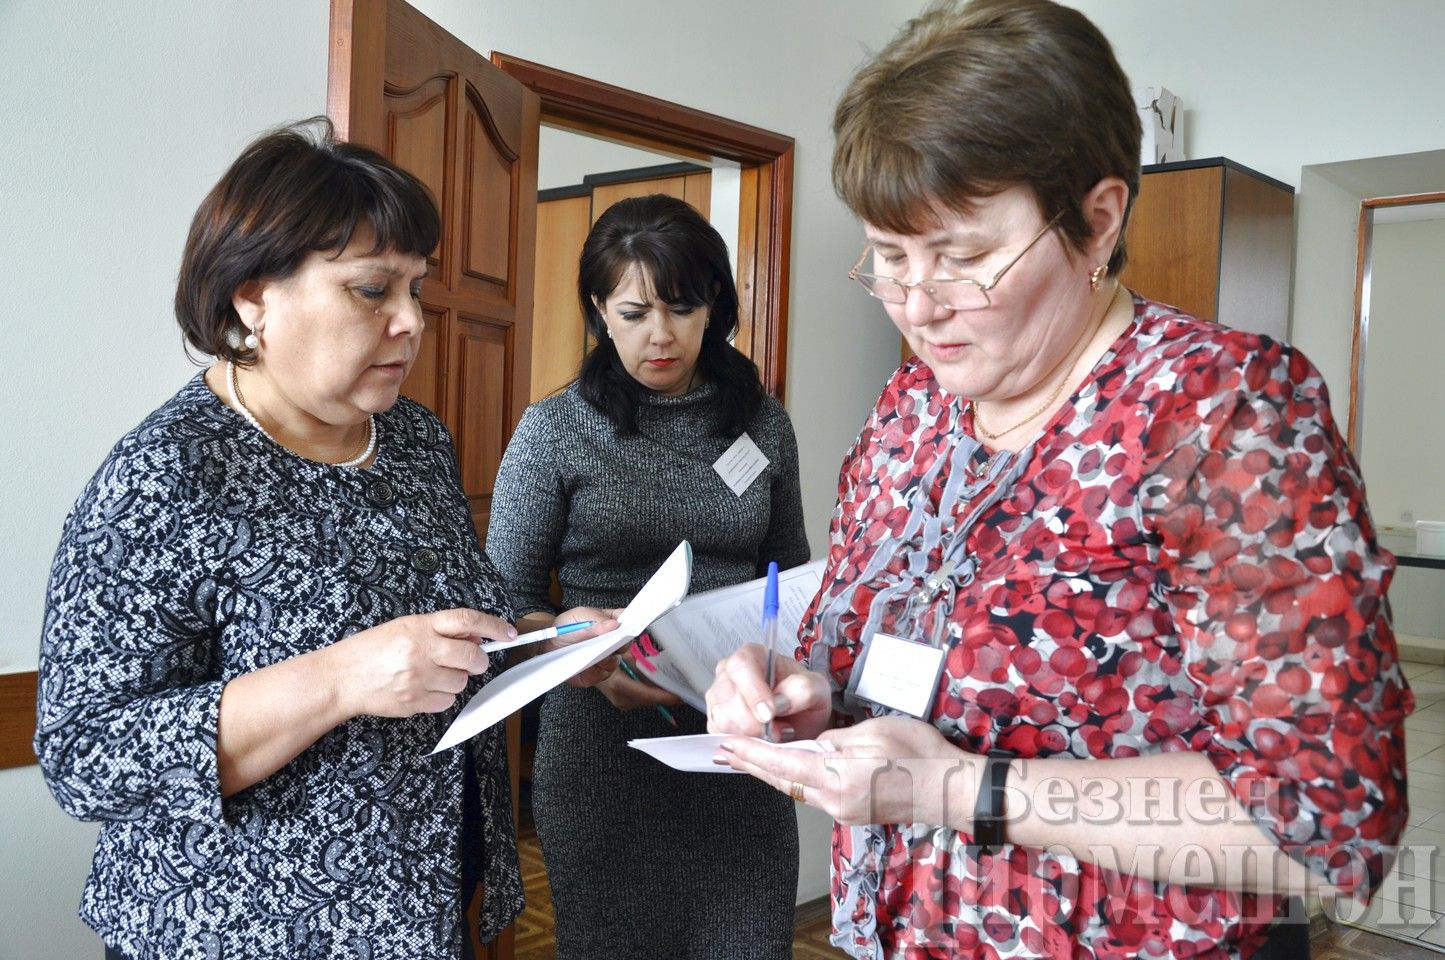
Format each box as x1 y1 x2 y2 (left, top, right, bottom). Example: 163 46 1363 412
848 211 1065 310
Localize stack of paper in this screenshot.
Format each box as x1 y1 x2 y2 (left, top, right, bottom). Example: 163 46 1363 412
641 560 825 710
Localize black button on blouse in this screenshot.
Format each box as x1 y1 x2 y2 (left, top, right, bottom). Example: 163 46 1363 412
367 478 396 507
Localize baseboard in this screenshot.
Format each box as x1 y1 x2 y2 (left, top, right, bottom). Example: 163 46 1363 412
1397 633 1445 666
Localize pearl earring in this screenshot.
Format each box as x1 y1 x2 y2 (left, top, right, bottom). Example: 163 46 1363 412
244 330 259 350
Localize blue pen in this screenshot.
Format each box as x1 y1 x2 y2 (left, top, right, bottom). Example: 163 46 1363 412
480 619 594 653
761 561 780 742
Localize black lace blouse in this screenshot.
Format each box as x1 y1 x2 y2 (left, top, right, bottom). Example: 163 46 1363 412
36 374 521 959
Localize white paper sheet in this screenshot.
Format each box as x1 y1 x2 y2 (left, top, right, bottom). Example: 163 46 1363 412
628 733 831 773
430 541 693 754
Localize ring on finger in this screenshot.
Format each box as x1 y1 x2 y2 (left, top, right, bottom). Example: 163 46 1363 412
789 780 806 803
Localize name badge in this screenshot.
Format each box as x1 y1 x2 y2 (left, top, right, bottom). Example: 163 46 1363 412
713 432 769 496
853 631 946 719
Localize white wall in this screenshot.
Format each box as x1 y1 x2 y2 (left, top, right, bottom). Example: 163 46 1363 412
1062 1 1445 411
6 0 1445 953
1067 1 1445 190
2 1 331 955
1287 167 1363 425
536 125 684 190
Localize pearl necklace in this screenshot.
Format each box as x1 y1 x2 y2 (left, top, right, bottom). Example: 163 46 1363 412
226 361 376 468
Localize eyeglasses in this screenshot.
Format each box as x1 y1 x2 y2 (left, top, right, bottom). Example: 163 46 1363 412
847 212 1064 311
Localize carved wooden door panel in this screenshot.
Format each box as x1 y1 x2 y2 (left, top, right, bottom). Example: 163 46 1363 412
328 0 539 547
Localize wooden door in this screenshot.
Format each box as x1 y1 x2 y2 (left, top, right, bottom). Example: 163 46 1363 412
590 169 711 222
328 0 539 546
328 3 537 958
532 193 591 400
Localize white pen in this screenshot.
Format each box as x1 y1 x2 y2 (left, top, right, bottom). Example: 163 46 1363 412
481 620 594 653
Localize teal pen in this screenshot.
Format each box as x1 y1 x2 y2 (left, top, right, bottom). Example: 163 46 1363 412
480 619 594 653
618 658 678 728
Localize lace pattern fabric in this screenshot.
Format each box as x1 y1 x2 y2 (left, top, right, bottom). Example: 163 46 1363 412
36 374 522 959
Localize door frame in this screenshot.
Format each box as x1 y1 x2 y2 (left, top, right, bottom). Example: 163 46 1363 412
490 54 794 400
1348 190 1445 452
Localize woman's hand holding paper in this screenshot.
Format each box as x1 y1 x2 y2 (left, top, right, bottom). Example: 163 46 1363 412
717 715 971 827
546 606 622 688
596 653 686 710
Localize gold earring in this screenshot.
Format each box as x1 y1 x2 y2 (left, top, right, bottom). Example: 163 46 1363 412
1089 264 1108 291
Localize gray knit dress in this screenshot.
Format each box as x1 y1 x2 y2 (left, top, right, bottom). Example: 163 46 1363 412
486 380 809 960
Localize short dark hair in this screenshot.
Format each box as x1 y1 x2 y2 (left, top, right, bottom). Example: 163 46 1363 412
576 194 764 437
175 116 441 362
833 0 1141 274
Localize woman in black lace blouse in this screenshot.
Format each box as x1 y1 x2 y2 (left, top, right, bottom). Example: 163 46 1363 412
35 118 613 960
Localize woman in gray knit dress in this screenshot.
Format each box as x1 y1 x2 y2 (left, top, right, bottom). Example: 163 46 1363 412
486 194 809 959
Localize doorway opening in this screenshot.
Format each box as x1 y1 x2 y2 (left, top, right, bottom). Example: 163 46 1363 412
492 54 794 402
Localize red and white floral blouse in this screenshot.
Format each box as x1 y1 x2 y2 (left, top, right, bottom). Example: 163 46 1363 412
799 295 1412 959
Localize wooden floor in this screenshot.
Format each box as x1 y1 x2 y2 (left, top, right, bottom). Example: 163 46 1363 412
512 824 1439 959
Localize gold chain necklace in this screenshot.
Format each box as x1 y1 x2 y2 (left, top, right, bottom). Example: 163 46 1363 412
970 372 1071 441
971 284 1121 442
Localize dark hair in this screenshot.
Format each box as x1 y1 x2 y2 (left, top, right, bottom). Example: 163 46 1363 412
175 116 441 362
577 194 764 437
833 0 1141 274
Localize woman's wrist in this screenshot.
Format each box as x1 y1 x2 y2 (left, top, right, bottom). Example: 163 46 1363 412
311 640 360 725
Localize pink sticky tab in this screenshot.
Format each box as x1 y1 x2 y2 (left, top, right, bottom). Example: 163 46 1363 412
628 640 658 672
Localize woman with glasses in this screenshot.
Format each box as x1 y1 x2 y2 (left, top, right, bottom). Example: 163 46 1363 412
705 1 1410 958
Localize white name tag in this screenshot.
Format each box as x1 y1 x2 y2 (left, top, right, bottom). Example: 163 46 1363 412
854 631 946 719
713 432 769 496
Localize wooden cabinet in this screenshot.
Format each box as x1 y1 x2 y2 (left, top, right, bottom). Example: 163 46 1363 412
1121 157 1294 339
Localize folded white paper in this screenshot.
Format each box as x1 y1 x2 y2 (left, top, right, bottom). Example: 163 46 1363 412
429 541 693 754
629 733 831 773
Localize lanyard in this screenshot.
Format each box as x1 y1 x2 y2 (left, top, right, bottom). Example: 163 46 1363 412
825 430 1035 714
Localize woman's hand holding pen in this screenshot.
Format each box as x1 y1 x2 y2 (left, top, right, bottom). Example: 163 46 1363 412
595 652 686 712
705 644 832 743
328 608 512 719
